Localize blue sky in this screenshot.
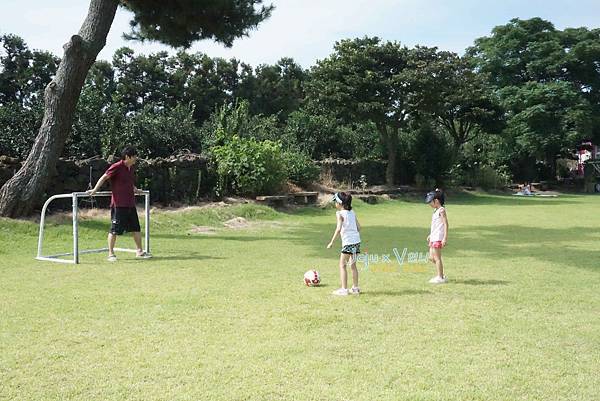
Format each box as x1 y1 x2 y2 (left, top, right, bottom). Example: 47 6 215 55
1 0 599 67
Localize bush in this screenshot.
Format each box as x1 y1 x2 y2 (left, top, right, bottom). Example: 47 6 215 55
199 100 281 152
451 164 511 190
282 150 319 186
212 136 287 196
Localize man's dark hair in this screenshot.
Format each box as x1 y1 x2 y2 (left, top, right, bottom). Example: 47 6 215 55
121 146 138 160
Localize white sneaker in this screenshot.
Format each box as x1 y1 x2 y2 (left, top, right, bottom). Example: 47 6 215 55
428 276 448 284
332 288 349 296
107 255 117 262
350 287 361 295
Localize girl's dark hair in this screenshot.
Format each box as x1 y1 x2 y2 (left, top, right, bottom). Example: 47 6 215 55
121 146 138 160
434 188 445 206
339 192 353 210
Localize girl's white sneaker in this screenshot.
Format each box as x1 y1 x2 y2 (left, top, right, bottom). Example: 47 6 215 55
429 276 448 284
332 288 349 296
350 287 361 295
107 255 117 262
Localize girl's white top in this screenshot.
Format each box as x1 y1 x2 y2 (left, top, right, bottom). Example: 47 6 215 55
337 209 361 246
430 206 446 242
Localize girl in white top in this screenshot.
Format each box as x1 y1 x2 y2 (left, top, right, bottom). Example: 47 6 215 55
425 189 449 284
327 192 361 296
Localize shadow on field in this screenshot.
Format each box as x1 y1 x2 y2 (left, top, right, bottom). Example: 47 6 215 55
151 233 283 242
446 192 579 206
449 224 599 271
365 289 432 296
452 279 509 286
148 253 222 261
288 222 600 271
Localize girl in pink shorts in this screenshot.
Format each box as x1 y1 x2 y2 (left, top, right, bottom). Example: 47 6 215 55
425 189 448 284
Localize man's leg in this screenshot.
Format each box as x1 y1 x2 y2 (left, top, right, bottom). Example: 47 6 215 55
132 231 143 254
108 207 120 259
108 233 117 256
127 207 145 256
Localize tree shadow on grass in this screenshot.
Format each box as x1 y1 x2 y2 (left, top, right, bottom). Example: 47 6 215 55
365 289 433 296
452 279 509 286
151 233 284 242
287 222 600 272
146 253 224 261
446 192 579 206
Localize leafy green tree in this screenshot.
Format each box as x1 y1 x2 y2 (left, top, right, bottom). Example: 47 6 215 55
238 57 306 121
0 101 44 159
179 53 243 122
0 0 273 217
0 35 57 159
469 18 600 179
410 120 453 186
408 49 505 151
560 26 600 141
500 81 592 178
111 48 174 112
308 37 412 185
0 34 59 106
284 108 380 159
467 18 566 87
102 102 200 158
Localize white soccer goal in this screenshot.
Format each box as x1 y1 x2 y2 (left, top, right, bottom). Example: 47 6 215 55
36 191 151 264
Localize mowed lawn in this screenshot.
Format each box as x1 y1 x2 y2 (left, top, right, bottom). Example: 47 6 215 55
1 193 599 401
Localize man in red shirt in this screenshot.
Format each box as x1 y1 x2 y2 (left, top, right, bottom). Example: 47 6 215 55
88 146 150 261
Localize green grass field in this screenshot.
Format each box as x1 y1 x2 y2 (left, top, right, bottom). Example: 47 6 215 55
1 193 599 401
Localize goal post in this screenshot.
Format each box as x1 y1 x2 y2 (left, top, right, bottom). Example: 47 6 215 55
36 191 151 264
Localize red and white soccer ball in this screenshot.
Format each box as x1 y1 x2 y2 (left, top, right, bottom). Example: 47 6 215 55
304 270 321 286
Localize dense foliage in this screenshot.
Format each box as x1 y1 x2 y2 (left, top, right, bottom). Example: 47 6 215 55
1 17 599 191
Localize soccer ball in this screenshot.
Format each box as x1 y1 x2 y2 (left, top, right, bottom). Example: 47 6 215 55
304 270 321 286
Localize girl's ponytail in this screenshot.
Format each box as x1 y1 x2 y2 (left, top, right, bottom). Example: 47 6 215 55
434 188 445 206
339 192 353 210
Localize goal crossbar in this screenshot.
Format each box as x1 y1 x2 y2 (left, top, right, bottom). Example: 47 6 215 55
36 191 150 264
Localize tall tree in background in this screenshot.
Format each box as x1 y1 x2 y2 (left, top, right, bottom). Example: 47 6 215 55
0 0 272 217
500 81 592 178
468 18 566 87
408 49 504 151
309 37 411 185
468 17 600 178
0 35 59 159
0 34 59 107
238 57 307 121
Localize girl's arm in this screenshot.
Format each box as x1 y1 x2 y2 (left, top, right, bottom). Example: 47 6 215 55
441 209 449 246
355 216 361 232
327 213 343 248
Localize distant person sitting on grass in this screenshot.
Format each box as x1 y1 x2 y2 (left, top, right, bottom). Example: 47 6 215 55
425 189 448 284
87 146 151 262
327 192 361 296
514 182 533 196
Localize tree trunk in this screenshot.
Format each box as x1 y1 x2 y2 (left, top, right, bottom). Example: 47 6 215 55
0 0 118 217
383 126 398 186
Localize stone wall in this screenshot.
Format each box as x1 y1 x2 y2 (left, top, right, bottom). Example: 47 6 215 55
317 158 415 187
0 154 216 209
0 155 416 210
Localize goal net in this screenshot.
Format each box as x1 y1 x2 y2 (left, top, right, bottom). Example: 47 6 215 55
36 191 151 264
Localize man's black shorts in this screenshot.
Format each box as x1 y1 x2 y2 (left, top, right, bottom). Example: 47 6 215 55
110 207 140 235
